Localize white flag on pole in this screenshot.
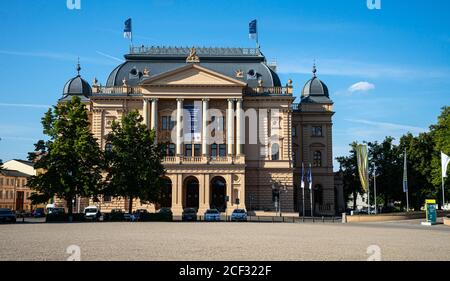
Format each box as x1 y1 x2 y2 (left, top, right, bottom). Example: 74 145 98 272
442 152 450 178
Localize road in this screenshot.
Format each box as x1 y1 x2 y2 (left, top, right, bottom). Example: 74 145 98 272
1 219 449 261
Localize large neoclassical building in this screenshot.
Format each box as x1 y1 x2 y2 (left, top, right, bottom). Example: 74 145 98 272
60 46 336 216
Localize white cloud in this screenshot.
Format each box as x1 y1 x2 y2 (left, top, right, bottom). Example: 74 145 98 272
344 118 428 139
0 103 50 109
278 58 450 80
348 82 375 92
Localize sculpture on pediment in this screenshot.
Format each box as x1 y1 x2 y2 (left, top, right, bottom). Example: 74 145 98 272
235 69 244 78
186 47 200 63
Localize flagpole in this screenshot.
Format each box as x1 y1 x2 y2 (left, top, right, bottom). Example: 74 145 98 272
442 178 446 210
301 163 305 219
309 164 314 218
374 164 377 214
404 149 409 212
302 182 305 219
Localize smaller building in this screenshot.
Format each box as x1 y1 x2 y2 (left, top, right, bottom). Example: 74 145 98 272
0 169 33 211
3 159 36 176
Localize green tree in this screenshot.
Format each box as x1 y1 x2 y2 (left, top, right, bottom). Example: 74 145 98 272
336 142 363 209
430 106 450 207
368 137 403 208
399 133 437 210
27 96 103 216
105 110 165 214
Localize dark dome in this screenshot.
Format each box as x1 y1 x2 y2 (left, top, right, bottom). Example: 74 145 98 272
301 65 329 98
62 62 92 97
63 75 92 96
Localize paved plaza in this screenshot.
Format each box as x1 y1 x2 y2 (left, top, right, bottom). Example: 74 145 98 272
1 219 449 261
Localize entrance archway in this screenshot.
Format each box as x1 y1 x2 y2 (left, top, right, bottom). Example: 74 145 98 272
184 176 199 209
210 177 227 212
160 178 172 208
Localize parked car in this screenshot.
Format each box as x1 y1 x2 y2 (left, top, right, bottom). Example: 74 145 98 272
32 208 46 218
84 206 101 221
0 208 17 223
158 207 173 216
231 209 248 222
47 207 65 215
124 213 137 222
133 209 148 220
182 208 198 221
204 209 221 222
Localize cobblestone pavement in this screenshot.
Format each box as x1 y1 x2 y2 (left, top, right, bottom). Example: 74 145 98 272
1 219 449 261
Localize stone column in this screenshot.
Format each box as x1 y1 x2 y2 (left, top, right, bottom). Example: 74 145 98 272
202 98 209 156
150 98 158 142
143 98 149 128
236 98 243 156
176 98 184 156
227 99 235 156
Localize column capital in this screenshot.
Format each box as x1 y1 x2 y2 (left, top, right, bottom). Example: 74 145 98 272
176 98 184 102
227 98 235 103
236 98 243 103
202 98 210 102
151 97 159 102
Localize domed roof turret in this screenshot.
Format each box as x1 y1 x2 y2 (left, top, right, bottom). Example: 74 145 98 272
62 61 92 97
301 64 329 98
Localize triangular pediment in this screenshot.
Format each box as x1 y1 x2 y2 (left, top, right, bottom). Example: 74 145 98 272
140 64 247 87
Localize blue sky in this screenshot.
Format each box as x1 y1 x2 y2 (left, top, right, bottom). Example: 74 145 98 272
0 0 449 169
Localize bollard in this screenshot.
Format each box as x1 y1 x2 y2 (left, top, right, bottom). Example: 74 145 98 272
342 213 347 224
322 216 325 223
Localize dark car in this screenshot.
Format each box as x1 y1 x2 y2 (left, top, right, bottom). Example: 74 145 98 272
32 208 46 218
133 209 149 221
182 208 198 221
0 208 17 223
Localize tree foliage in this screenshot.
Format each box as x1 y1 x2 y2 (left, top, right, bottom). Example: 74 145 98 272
27 96 103 215
104 110 165 214
337 107 450 211
336 142 363 209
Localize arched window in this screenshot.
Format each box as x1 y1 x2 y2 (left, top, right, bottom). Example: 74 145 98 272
271 143 280 161
313 151 322 167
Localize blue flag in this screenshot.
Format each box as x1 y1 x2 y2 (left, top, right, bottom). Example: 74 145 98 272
249 20 257 39
307 164 313 190
124 18 132 40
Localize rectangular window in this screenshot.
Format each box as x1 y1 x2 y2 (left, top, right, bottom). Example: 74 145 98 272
0 190 3 199
219 144 227 157
194 144 201 157
103 195 112 203
162 116 168 130
312 126 323 137
184 144 192 157
292 126 297 137
169 116 175 130
6 179 9 186
211 144 218 157
168 144 175 156
0 178 3 185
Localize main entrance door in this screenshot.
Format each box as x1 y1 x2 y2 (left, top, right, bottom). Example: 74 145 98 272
184 177 199 209
210 177 226 212
15 191 24 211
